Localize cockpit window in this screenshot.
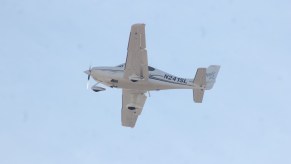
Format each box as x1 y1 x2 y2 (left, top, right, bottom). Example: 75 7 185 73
148 66 155 71
117 64 154 71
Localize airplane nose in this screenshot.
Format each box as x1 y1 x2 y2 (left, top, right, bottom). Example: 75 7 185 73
84 70 90 75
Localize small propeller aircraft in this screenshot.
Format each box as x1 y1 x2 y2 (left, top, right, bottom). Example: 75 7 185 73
84 24 220 128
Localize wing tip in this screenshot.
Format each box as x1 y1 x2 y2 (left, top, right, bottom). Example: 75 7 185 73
122 123 135 128
131 23 145 28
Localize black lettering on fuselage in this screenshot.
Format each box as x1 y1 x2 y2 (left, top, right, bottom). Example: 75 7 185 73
164 74 187 84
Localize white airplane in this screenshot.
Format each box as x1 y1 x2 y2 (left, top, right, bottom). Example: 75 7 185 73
84 24 220 128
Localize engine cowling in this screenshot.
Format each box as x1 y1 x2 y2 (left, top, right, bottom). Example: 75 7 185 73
91 86 106 92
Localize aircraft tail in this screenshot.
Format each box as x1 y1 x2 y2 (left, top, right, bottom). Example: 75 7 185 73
193 68 206 103
205 65 220 90
192 65 220 103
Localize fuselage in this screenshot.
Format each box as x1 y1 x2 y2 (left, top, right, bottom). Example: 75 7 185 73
86 64 196 91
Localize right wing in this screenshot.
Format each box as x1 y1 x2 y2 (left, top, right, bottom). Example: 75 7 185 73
124 24 149 81
121 89 147 128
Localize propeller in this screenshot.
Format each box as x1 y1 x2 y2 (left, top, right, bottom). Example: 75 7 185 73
87 66 92 80
148 91 151 97
86 66 92 89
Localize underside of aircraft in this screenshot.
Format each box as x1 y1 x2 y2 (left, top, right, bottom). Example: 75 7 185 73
84 24 220 128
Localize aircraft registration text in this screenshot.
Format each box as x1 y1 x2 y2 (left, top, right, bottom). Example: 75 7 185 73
164 74 187 84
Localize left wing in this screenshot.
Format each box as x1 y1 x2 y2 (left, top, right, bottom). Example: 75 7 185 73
124 24 149 81
121 89 147 128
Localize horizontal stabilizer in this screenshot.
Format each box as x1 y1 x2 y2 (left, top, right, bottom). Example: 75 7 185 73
193 89 204 103
193 68 206 103
194 68 206 88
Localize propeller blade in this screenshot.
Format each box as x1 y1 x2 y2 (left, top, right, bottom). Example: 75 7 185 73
87 81 90 90
87 65 92 80
86 65 92 90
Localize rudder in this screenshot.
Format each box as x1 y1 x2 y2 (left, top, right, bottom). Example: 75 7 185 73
206 65 220 90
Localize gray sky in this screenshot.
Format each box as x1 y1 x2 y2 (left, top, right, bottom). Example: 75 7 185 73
1 0 291 163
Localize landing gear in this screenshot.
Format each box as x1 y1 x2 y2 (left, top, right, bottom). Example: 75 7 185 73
91 83 106 92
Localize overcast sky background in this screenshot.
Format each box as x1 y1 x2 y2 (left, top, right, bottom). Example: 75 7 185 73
1 0 291 163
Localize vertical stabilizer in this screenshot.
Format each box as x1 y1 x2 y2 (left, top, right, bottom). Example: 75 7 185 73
206 65 220 90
